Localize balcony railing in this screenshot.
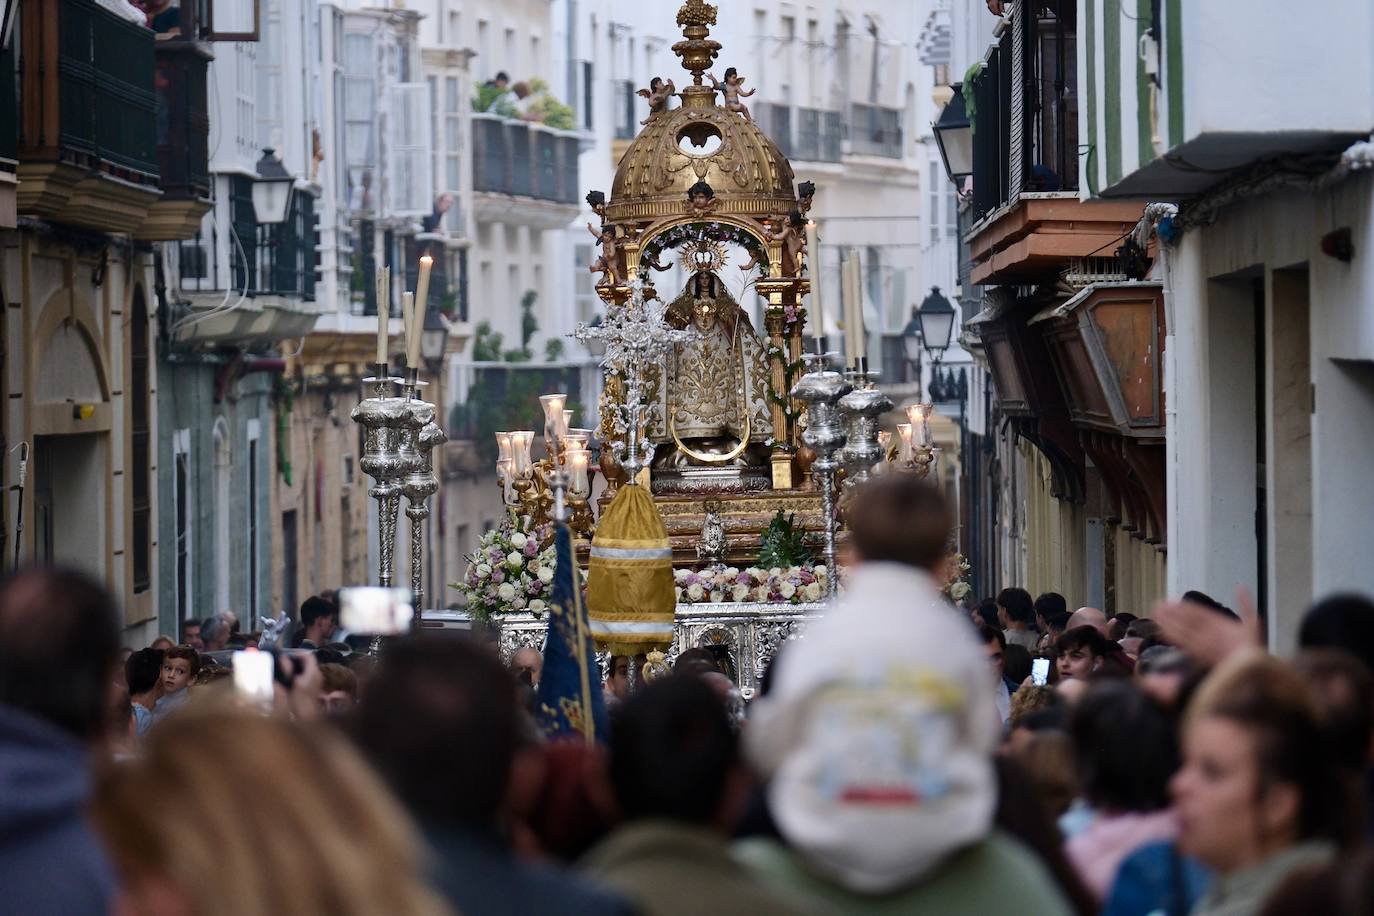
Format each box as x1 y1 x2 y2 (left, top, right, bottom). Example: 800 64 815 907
848 104 904 159
154 40 212 205
19 0 158 181
970 3 1078 223
178 176 317 301
758 104 793 158
472 114 580 205
794 108 842 162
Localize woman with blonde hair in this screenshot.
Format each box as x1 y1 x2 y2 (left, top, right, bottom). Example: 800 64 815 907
93 709 451 916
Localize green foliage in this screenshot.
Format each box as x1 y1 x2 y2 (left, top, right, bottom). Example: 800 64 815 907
520 290 539 352
471 321 505 362
472 83 517 118
962 64 981 135
459 295 580 461
757 511 816 570
528 95 575 130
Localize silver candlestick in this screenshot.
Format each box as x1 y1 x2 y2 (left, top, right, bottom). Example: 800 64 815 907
403 418 446 628
397 370 436 621
352 362 408 588
791 350 851 600
838 370 893 488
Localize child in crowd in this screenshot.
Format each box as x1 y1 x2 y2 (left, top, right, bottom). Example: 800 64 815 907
152 645 199 723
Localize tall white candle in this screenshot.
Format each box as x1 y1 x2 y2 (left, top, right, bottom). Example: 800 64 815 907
415 254 433 319
403 292 420 369
846 247 865 363
842 252 859 366
375 265 389 364
806 220 822 341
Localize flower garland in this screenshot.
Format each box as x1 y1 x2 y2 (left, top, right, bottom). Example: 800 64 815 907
638 221 770 280
674 564 829 605
454 519 563 620
942 553 972 602
764 308 806 441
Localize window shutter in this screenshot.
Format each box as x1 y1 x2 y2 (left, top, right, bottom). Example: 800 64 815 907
390 81 433 216
1008 0 1026 198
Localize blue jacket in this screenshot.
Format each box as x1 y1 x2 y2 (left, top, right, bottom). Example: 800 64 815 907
0 704 116 916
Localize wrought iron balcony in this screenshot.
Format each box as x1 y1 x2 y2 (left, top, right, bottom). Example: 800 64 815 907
794 108 843 163
847 104 904 159
969 4 1079 223
172 177 318 347
178 177 317 301
472 114 580 209
16 0 161 233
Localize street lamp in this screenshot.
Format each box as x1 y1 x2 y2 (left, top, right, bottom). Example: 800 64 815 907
252 148 295 225
420 303 450 374
917 286 957 360
932 83 973 184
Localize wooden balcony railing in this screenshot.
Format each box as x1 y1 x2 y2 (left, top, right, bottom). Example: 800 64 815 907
18 0 161 233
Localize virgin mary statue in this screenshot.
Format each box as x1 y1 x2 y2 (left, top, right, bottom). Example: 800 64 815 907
649 270 774 471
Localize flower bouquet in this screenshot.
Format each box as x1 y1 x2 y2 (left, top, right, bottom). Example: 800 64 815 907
942 552 973 602
454 519 558 621
674 564 829 605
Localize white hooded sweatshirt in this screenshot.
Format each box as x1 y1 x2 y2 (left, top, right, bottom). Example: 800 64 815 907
746 562 1002 895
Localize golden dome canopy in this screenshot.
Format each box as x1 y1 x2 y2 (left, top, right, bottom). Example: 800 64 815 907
605 1 797 225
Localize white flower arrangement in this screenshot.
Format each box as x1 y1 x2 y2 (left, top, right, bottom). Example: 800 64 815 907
674 563 831 605
453 520 558 620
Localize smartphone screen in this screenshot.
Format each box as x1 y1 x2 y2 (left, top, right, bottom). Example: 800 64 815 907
1031 657 1051 686
233 650 275 708
339 587 413 635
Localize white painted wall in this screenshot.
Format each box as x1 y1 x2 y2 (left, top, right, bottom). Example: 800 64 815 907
1164 172 1374 647
1183 1 1374 140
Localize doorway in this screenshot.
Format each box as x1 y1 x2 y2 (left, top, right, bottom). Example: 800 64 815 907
32 434 106 573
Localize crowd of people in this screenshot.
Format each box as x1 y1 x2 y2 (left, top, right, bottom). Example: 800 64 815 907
3 472 1374 914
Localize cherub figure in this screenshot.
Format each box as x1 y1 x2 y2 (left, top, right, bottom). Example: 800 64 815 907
637 77 676 124
585 190 607 223
707 67 756 121
768 210 807 277
686 180 720 215
797 180 817 216
587 222 622 287
740 246 767 276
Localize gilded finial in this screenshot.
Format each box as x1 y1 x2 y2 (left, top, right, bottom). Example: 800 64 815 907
672 0 722 90
676 0 717 28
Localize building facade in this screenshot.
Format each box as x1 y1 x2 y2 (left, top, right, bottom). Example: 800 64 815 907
1078 0 1374 650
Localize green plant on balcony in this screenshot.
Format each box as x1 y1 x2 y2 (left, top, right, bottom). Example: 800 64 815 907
525 79 575 130
544 338 565 362
472 83 518 118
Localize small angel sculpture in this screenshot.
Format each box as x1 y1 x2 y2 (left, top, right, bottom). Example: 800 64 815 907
707 67 756 121
585 189 607 222
768 210 807 277
587 222 622 287
686 180 720 215
797 180 816 216
637 77 676 123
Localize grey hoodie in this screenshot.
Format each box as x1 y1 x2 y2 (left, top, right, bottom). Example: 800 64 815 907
0 704 116 916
